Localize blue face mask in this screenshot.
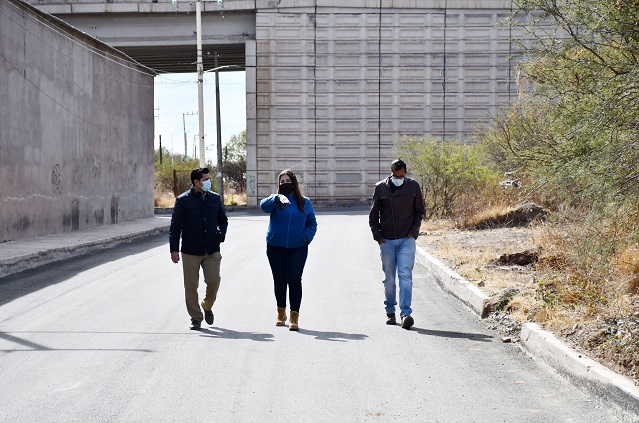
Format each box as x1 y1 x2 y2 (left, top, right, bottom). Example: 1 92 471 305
391 176 404 187
201 179 212 192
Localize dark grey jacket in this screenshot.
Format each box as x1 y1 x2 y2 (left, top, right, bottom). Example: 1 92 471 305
369 177 425 241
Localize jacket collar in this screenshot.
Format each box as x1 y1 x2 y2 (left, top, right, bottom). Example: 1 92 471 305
190 187 207 199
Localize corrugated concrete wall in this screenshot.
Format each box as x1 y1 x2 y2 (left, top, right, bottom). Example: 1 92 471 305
0 0 155 242
248 0 522 205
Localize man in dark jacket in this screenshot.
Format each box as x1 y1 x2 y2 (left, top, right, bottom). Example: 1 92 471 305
170 167 228 329
369 159 425 329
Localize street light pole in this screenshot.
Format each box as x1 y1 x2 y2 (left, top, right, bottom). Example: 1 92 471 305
196 0 205 167
203 63 238 201
214 52 224 202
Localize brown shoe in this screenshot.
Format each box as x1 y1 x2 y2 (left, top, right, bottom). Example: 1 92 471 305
289 311 299 331
276 307 287 326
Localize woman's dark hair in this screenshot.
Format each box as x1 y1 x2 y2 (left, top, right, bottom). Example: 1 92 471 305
190 167 209 185
277 169 305 213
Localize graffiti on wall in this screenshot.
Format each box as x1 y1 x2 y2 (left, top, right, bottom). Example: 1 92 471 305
51 164 63 195
248 174 256 197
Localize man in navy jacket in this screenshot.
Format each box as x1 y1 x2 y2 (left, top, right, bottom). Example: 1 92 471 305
170 167 228 329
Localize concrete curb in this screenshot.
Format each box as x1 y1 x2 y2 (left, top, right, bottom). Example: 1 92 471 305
154 206 246 214
521 323 639 423
0 225 169 279
415 246 639 422
415 246 489 316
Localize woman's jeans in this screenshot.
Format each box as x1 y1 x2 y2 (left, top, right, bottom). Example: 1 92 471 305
379 237 416 317
266 244 308 312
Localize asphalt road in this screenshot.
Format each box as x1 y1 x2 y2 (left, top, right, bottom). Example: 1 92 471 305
0 209 618 422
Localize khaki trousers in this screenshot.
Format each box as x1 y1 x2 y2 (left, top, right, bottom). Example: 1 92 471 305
181 252 222 321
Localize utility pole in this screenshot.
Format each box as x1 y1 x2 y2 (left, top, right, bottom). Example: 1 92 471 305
196 0 205 167
214 52 224 202
159 134 162 165
182 111 197 157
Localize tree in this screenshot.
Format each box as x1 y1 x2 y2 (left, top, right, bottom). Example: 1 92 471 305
224 130 246 162
490 0 639 206
154 147 201 196
222 130 246 192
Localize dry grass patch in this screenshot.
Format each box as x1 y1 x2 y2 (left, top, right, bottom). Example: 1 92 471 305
418 208 639 384
616 245 639 295
419 222 541 294
225 191 247 206
154 189 247 208
462 205 514 228
154 190 175 208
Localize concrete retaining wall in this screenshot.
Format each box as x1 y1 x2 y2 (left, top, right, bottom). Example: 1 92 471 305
0 0 155 242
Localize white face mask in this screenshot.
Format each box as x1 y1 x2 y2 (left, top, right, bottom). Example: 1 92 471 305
201 179 212 192
391 176 404 187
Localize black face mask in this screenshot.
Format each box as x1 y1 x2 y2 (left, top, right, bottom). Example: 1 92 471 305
279 182 294 195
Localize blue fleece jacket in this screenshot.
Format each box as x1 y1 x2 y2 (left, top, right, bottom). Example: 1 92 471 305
260 194 317 248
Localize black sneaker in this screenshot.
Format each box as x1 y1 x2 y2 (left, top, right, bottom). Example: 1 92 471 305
401 315 414 330
204 309 214 325
386 313 397 325
190 319 202 330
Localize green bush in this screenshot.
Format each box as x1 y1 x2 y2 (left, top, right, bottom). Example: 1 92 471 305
393 136 502 219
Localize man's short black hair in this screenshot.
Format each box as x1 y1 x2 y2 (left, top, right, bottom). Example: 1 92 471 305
190 167 209 185
391 159 407 172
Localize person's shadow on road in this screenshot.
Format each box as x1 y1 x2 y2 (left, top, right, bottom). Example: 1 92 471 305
197 327 274 342
296 329 368 342
409 327 493 342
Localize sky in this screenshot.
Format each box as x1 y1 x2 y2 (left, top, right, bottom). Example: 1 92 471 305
153 71 246 164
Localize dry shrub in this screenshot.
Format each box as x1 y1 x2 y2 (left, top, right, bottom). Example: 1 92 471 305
421 219 455 232
615 244 639 294
625 276 639 295
225 190 247 206
536 254 567 270
154 190 175 208
153 187 246 208
462 205 514 229
455 174 548 229
505 294 535 317
455 183 527 228
529 206 639 375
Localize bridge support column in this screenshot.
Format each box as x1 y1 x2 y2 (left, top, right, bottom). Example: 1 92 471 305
245 39 258 206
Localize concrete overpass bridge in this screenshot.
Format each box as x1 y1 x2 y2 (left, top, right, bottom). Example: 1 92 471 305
29 0 522 205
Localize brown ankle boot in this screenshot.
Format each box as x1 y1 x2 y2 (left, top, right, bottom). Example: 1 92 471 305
289 311 299 331
276 307 287 326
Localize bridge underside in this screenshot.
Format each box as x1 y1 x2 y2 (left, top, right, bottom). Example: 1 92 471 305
118 44 245 74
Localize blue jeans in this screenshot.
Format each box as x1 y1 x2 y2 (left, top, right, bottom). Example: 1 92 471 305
379 237 416 317
266 244 308 312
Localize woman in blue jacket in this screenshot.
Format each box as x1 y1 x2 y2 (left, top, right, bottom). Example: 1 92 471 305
260 170 317 331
